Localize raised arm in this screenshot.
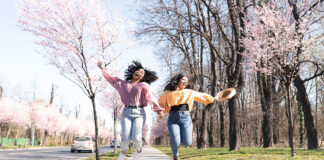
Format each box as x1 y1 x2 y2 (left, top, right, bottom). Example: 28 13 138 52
97 61 125 91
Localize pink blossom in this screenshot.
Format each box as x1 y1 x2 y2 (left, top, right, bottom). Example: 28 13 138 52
150 116 169 143
241 2 315 77
101 89 124 121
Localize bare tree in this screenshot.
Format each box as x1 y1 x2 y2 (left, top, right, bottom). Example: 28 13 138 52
49 84 58 106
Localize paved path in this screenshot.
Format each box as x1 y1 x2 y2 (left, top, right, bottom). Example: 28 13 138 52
0 146 113 160
126 146 171 160
0 145 171 160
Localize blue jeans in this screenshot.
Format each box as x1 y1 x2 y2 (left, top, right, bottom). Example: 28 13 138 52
168 111 193 158
120 107 145 152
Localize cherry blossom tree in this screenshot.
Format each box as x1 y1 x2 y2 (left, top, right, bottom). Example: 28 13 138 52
241 1 322 156
28 100 49 145
0 99 30 139
0 97 111 147
101 89 123 153
15 0 129 158
151 116 168 144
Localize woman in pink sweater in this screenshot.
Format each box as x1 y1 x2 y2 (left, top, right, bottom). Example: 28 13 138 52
97 60 164 160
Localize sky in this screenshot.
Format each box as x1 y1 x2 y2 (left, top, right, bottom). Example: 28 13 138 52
0 0 168 128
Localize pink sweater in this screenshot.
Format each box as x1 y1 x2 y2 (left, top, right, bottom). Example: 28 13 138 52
102 69 164 112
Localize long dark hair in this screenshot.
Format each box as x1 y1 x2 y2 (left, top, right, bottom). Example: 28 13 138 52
124 60 158 84
164 74 191 91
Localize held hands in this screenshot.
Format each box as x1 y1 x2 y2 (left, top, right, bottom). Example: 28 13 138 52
97 60 105 70
158 111 164 119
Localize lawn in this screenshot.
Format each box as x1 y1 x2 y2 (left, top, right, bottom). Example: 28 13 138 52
155 146 324 160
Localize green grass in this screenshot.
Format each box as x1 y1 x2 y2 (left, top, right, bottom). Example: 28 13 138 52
85 148 135 160
155 146 324 160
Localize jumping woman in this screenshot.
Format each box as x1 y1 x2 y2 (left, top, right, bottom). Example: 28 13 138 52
97 60 164 160
158 74 235 160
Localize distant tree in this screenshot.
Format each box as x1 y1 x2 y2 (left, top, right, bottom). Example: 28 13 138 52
101 89 123 154
0 86 3 100
151 116 169 145
0 99 30 139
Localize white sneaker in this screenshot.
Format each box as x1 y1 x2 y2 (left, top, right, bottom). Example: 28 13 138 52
133 152 141 160
118 153 126 160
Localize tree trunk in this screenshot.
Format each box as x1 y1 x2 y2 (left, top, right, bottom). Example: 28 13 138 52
257 72 272 148
31 126 35 146
15 129 19 146
254 116 259 146
66 134 70 145
206 13 217 146
49 84 56 105
197 104 209 149
293 76 318 149
227 70 244 151
226 0 245 151
219 104 225 147
194 105 201 147
0 86 3 100
227 68 244 151
261 108 272 147
42 131 48 146
0 124 2 146
60 134 64 146
6 124 12 138
208 109 215 147
228 96 239 150
54 135 57 146
297 96 305 147
114 107 117 154
90 96 100 160
286 85 295 156
272 100 280 145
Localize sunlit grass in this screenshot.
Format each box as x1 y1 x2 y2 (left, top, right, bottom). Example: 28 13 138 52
155 146 324 160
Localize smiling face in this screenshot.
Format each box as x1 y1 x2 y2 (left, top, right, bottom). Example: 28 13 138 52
133 68 145 81
177 76 188 90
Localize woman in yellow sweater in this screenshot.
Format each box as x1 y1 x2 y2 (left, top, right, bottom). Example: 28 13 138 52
159 74 215 160
158 74 235 160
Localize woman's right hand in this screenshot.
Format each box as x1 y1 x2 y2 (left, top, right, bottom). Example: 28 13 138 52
158 111 164 119
97 61 104 70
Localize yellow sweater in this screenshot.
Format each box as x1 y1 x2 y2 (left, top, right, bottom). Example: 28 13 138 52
158 89 215 113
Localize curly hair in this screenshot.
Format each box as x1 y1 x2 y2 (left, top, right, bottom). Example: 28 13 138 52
124 60 158 84
164 74 191 91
